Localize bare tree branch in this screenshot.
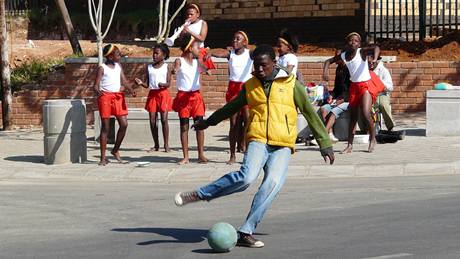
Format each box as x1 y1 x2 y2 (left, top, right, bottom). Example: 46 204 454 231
164 0 187 40
102 0 119 38
156 0 163 40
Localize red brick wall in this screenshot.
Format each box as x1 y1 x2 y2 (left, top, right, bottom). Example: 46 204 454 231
6 60 460 128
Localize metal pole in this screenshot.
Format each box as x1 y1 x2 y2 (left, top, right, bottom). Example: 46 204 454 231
456 0 458 31
449 0 452 31
400 0 403 38
436 0 439 36
393 0 396 38
406 0 409 40
386 0 389 39
442 0 445 36
368 0 371 42
412 0 416 40
430 0 433 37
380 0 384 39
419 0 426 40
374 0 377 41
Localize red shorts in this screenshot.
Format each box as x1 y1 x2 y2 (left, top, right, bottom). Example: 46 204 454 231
226 81 245 102
348 71 385 107
145 89 172 113
199 48 216 70
172 90 206 118
97 92 128 119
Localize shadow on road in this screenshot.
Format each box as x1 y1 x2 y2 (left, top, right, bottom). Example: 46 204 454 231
111 227 207 246
4 155 44 163
191 248 219 254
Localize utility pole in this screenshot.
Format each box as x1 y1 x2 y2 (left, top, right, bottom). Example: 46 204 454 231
54 0 83 56
0 0 12 130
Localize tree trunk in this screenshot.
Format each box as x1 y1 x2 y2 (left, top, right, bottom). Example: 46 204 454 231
54 0 83 56
0 0 12 130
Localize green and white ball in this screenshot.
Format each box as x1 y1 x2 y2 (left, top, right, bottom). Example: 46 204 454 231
207 222 237 252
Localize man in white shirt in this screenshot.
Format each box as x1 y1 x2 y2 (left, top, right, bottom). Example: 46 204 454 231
359 56 395 132
372 57 395 131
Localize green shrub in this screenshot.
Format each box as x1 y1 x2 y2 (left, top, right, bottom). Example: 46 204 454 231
11 59 64 91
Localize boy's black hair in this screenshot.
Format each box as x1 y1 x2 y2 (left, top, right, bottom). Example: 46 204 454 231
178 33 193 52
279 28 299 53
153 43 170 60
251 44 276 60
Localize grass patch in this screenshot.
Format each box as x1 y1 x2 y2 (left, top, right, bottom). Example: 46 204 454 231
11 59 64 91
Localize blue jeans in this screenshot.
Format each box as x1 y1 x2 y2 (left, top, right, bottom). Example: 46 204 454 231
197 141 291 234
321 102 349 118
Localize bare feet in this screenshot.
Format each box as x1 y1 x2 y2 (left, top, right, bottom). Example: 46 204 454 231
147 146 160 153
198 156 209 164
368 139 376 153
226 156 236 165
98 158 109 166
178 158 189 165
340 144 353 154
164 146 171 153
111 150 129 164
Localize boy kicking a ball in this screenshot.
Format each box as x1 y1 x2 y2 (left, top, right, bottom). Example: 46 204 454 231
174 45 334 248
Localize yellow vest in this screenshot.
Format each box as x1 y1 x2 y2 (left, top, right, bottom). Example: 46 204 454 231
245 74 298 149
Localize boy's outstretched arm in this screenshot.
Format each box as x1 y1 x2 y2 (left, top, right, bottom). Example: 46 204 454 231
293 80 335 164
192 88 248 130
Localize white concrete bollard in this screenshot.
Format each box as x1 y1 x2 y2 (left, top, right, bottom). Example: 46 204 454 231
43 99 87 164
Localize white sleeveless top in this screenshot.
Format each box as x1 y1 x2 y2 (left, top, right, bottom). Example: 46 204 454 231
176 58 200 92
147 63 168 90
341 48 371 82
277 53 298 76
187 19 205 48
100 63 121 92
229 49 253 82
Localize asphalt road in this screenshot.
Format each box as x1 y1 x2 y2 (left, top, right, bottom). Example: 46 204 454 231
2 176 460 259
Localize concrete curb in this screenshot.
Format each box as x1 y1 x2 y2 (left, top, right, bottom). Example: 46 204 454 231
0 161 458 182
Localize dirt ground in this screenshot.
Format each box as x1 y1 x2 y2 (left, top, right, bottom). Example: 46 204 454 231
10 33 460 68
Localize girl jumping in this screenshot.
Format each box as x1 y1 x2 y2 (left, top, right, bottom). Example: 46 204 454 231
323 32 384 153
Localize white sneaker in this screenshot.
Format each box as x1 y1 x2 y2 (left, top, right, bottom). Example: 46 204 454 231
329 133 339 143
174 191 201 206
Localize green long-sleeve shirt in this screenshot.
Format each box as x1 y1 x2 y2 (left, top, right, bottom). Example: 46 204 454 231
206 68 332 153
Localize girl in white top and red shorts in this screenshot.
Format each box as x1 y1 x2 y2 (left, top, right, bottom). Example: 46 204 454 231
173 34 208 165
211 31 253 164
182 3 216 72
135 43 172 153
94 44 136 166
323 32 384 153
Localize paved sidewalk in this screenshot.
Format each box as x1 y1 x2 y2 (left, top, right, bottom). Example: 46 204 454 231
1 112 459 182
